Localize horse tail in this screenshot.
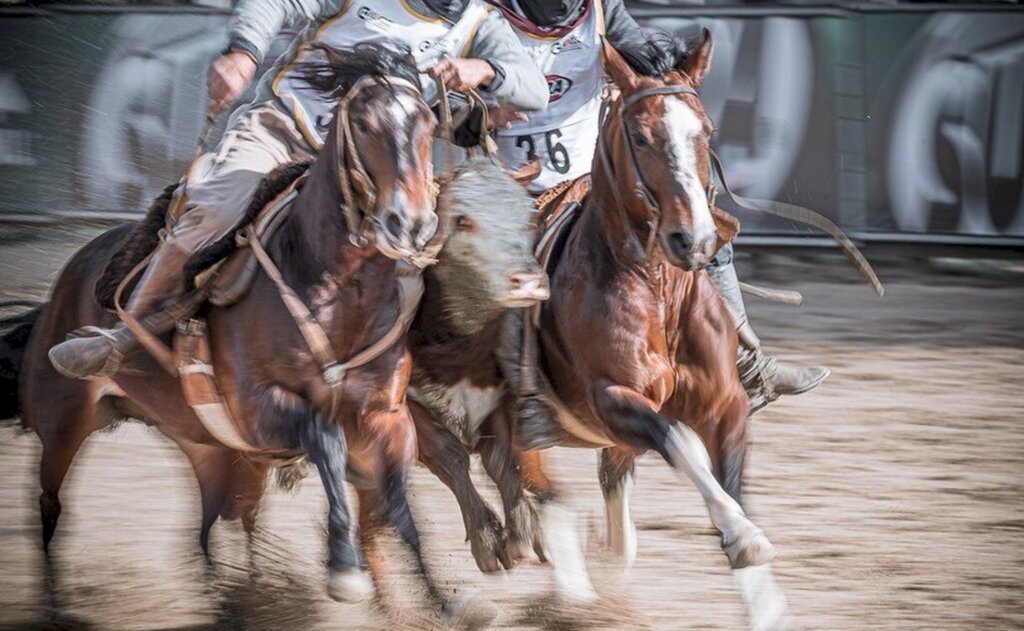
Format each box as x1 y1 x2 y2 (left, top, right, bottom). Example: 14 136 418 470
0 301 44 422
94 182 178 310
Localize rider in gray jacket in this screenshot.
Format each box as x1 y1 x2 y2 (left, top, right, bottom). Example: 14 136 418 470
49 0 548 380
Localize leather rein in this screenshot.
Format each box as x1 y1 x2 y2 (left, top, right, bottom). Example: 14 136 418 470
598 83 884 296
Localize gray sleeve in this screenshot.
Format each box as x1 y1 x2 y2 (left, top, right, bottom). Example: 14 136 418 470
228 0 347 63
467 10 548 112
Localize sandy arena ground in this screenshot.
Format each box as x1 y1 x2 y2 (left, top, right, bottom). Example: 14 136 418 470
0 225 1021 630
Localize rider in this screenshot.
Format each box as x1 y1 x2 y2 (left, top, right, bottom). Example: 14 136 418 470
49 0 548 380
487 0 830 449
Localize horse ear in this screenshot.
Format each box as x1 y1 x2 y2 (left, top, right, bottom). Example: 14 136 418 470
601 38 640 91
677 27 714 88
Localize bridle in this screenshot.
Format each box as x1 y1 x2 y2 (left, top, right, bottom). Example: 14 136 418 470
333 74 441 267
598 82 885 297
597 82 715 263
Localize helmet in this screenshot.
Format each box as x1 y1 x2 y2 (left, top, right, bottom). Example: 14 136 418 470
517 0 587 28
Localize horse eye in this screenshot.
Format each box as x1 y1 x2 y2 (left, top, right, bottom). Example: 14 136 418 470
354 119 370 134
455 215 477 232
631 130 649 148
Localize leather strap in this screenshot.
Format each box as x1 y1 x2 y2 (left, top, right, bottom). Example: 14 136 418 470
245 230 424 406
708 150 885 297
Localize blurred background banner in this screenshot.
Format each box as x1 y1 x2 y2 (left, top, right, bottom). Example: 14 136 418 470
0 3 1022 244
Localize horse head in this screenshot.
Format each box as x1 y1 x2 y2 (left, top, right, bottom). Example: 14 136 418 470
300 43 439 262
600 29 718 271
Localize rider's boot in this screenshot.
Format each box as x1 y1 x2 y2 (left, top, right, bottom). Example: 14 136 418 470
706 250 830 412
48 242 195 379
499 310 563 451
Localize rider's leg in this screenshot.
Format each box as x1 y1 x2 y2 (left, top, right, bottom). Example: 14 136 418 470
49 104 312 379
497 309 563 452
706 243 830 412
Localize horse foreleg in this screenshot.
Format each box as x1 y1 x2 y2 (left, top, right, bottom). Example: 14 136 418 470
300 412 373 603
477 404 545 564
711 395 791 630
598 446 639 568
507 440 596 603
590 382 775 569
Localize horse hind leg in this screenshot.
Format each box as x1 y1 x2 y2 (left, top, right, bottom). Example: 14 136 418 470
178 441 268 558
598 446 638 568
32 390 112 554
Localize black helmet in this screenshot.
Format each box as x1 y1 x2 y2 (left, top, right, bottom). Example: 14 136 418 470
517 0 587 28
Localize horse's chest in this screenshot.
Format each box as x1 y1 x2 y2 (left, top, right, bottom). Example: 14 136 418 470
410 378 504 446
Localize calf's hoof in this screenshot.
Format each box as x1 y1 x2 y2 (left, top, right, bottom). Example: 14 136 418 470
723 527 776 569
469 512 513 573
327 568 374 603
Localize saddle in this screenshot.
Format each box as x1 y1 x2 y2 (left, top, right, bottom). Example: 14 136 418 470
205 173 309 306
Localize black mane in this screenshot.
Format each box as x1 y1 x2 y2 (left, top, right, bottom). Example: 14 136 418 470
294 41 420 100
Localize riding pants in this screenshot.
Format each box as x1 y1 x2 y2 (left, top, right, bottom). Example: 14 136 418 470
127 102 314 312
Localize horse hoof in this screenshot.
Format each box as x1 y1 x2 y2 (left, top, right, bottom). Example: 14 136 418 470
723 528 776 569
504 501 542 565
326 568 374 603
469 528 506 574
443 592 497 630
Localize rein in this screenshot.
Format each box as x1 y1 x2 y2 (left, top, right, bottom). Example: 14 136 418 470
599 82 884 296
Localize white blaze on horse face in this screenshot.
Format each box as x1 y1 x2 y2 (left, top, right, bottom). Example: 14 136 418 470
605 470 638 568
663 98 717 253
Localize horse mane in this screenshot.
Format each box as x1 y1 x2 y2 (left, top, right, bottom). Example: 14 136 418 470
293 41 420 100
94 183 177 310
182 160 313 290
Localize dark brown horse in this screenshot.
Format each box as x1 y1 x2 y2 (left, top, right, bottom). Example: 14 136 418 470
7 43 475 617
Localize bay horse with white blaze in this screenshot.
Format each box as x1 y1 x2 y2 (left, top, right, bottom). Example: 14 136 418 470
533 33 786 624
409 32 790 628
11 43 470 616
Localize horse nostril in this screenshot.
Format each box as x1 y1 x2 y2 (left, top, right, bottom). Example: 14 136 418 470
413 213 438 248
668 232 691 257
385 212 404 240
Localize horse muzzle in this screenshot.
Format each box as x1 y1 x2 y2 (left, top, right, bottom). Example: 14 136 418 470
660 228 716 271
501 271 550 308
372 208 439 265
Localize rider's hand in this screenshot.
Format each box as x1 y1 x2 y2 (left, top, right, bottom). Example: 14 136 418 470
208 51 258 115
488 105 527 130
428 58 496 92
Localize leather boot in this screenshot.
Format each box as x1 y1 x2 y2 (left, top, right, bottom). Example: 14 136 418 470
498 310 563 451
736 322 830 413
49 242 197 379
706 251 830 412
